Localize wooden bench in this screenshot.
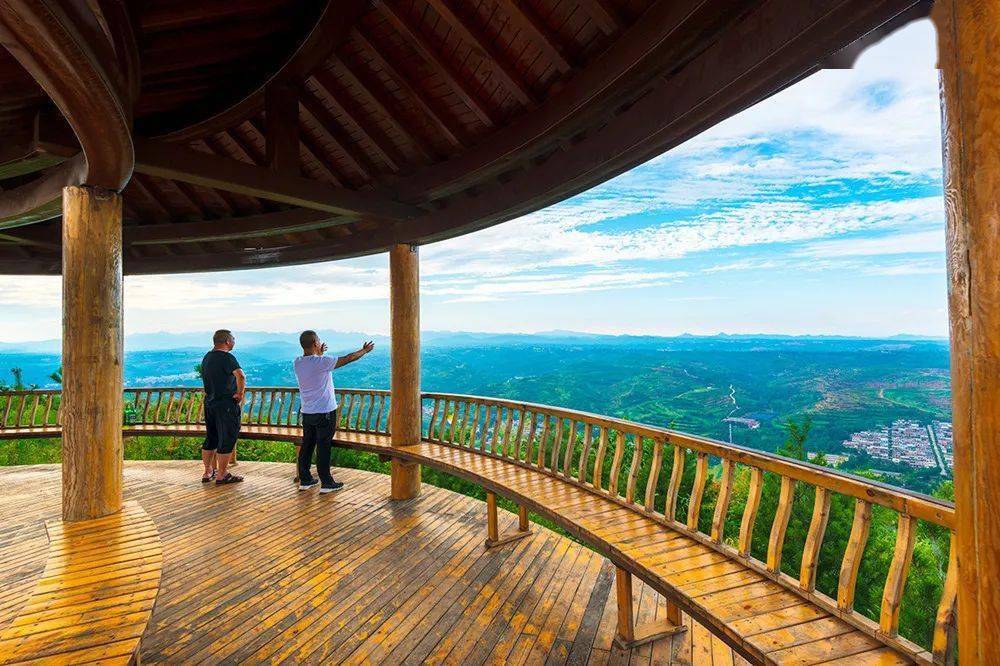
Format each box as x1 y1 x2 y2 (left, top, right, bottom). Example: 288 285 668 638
0 387 957 664
0 501 162 665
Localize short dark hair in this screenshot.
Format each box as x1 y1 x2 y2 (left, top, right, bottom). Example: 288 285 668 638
299 330 318 350
213 329 233 345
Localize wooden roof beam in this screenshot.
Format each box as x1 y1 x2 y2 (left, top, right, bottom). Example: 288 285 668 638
132 139 423 219
199 136 271 211
171 181 218 219
309 69 409 171
297 128 353 187
293 105 373 185
126 208 346 245
220 127 265 166
577 0 623 35
496 0 573 74
249 114 352 187
265 82 301 174
128 175 173 223
422 0 538 107
378 0 498 128
351 27 464 151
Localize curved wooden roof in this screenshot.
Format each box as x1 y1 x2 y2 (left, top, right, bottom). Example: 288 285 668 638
0 0 928 275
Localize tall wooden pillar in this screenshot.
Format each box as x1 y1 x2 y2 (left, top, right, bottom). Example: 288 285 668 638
389 243 421 499
61 185 124 522
935 1 1000 660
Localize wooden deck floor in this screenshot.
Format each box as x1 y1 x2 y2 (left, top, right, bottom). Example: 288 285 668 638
0 461 747 665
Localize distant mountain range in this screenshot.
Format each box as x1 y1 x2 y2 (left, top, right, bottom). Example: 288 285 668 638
0 330 948 355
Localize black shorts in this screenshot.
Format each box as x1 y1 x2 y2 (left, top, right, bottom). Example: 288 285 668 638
203 400 241 455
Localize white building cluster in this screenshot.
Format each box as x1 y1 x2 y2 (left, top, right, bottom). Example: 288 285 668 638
843 418 952 472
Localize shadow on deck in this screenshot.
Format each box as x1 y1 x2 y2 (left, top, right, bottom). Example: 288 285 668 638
0 461 745 665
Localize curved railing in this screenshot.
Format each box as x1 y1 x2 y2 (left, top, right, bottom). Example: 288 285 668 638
421 393 957 662
0 387 957 660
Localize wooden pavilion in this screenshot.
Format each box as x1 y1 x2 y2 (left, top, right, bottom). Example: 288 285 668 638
0 0 995 663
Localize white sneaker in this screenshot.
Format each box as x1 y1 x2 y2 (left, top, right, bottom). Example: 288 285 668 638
298 480 319 491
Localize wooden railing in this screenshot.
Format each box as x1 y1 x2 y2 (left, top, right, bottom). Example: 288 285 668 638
117 387 390 434
0 388 390 434
0 387 957 659
0 390 61 429
421 392 957 662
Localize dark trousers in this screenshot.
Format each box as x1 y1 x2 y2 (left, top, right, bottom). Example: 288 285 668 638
202 400 241 454
298 410 337 485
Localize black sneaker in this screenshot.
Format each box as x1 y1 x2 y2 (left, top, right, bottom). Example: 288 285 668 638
298 480 319 491
319 481 345 494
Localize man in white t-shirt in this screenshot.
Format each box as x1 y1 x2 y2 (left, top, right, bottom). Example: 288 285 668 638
293 330 374 493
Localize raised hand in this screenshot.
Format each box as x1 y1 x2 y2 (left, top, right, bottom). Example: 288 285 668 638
362 341 375 354
320 342 328 355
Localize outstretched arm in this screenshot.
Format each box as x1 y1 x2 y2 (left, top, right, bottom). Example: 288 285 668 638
335 341 375 369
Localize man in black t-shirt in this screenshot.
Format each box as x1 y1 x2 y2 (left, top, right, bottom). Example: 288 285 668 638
200 329 246 484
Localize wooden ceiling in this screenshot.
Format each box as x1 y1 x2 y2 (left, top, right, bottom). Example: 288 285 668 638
0 0 929 275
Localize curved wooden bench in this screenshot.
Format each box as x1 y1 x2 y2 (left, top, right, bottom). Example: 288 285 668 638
329 432 908 664
0 501 162 665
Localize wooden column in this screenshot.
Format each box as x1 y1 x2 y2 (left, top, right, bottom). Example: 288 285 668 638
389 243 421 499
61 185 124 522
935 1 1000 661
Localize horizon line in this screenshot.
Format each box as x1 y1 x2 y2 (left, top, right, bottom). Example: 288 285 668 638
0 329 950 349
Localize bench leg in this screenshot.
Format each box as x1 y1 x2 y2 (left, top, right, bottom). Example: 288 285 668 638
613 567 686 649
484 491 532 548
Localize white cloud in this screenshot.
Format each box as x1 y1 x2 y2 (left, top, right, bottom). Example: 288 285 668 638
797 229 944 258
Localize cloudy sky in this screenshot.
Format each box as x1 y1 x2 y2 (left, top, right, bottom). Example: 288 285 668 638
0 20 946 342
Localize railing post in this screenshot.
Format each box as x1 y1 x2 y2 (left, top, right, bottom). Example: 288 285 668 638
61 185 123 522
935 1 999 661
389 243 421 500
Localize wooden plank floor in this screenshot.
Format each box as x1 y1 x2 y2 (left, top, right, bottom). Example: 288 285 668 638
0 461 748 665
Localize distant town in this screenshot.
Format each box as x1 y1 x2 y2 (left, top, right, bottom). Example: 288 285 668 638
843 419 953 476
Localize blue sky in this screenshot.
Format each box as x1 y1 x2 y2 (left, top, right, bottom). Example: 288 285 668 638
0 21 946 342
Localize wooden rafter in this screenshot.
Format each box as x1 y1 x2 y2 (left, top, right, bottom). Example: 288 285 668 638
131 138 421 219
247 118 350 187
295 101 374 184
199 136 269 211
378 0 498 128
171 180 216 219
496 0 573 73
351 26 464 151
309 69 408 171
422 0 537 107
577 0 623 35
221 127 265 165
127 175 173 222
292 130 347 187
